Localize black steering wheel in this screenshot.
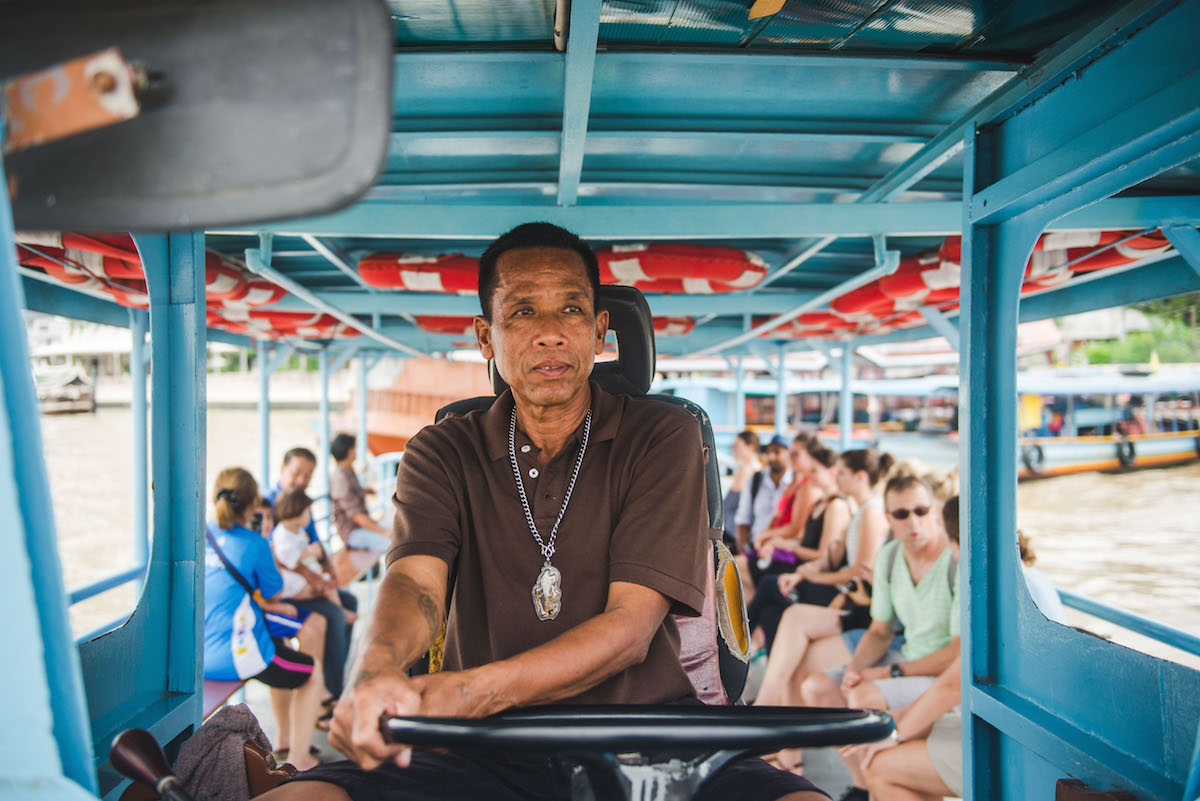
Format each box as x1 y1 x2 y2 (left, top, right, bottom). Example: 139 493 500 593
382 704 893 801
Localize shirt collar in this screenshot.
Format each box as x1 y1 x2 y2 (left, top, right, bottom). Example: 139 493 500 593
482 380 621 461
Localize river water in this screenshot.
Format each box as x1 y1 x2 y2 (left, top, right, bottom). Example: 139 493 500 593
39 407 1200 668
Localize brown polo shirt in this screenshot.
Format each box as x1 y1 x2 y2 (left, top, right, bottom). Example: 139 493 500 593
386 382 709 705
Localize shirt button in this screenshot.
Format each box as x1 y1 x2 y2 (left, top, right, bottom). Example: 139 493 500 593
544 493 553 500
529 468 539 478
520 444 531 453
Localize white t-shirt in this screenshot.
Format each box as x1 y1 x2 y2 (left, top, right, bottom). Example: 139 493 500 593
734 468 793 541
271 523 311 599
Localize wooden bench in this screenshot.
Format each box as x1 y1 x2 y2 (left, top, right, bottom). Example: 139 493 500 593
201 547 384 719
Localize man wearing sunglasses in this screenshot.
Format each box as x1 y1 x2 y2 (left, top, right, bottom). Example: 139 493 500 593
798 473 959 801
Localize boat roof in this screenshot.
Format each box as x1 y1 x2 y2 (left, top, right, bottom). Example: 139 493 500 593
22 1 1200 359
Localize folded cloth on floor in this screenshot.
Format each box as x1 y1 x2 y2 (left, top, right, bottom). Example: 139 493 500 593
172 703 273 801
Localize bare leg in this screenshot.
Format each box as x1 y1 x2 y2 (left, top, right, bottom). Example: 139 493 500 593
296 613 326 663
863 741 952 801
841 682 888 788
269 688 293 750
755 605 842 707
735 554 756 602
785 634 852 704
799 669 847 708
257 781 352 801
287 661 324 772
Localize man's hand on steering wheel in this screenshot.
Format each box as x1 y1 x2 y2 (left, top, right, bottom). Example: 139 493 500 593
330 666 422 770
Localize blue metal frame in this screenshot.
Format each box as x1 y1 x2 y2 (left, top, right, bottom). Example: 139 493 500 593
0 121 98 797
74 233 207 798
960 2 1200 798
556 0 600 206
1057 590 1200 661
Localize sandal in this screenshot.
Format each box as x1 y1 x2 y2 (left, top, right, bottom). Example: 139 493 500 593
316 709 334 731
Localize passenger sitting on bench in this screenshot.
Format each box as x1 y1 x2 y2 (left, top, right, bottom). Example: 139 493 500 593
799 473 959 801
203 467 325 772
272 488 358 701
260 222 826 801
329 433 391 553
265 446 361 632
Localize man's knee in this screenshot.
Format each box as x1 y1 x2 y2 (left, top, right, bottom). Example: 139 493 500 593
799 672 839 705
257 780 352 801
845 680 885 710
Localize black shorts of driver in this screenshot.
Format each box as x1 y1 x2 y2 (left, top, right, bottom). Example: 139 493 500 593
288 750 825 801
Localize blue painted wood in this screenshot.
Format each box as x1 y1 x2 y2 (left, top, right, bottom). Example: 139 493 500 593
1164 225 1200 279
961 3 1200 796
557 0 600 206
131 309 149 571
1058 590 1200 660
0 123 99 797
75 234 206 798
67 565 146 607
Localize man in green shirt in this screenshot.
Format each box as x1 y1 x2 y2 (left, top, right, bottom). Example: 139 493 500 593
799 473 959 801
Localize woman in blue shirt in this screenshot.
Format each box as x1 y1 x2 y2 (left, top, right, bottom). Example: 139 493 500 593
203 466 324 771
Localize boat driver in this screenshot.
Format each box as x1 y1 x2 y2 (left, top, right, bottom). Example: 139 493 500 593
262 222 827 801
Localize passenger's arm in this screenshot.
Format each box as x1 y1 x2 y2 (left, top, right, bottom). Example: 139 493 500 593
855 505 889 573
412 580 670 715
839 654 962 766
816 498 850 570
330 554 448 770
889 637 959 679
843 618 895 690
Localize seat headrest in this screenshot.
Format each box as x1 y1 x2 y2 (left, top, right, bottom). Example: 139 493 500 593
489 285 656 397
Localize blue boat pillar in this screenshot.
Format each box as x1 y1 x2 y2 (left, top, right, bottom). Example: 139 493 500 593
257 340 296 489
0 119 98 799
774 343 787 435
129 309 150 572
838 342 854 452
960 1 1200 797
318 347 331 540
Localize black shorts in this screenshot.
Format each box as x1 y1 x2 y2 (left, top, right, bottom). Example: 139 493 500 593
253 637 316 690
289 750 826 801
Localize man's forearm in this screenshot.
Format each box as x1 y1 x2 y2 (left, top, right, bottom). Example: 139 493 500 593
354 569 443 681
470 603 661 713
896 639 959 678
848 628 893 672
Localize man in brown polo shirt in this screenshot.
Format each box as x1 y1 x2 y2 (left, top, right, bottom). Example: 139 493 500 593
269 223 826 801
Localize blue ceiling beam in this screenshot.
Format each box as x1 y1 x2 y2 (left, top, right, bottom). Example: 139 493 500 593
557 0 601 206
19 275 258 350
232 201 964 239
1164 225 1200 277
264 290 823 316
230 195 1200 243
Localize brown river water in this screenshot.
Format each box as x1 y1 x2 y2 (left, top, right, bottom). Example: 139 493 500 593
38 407 1200 669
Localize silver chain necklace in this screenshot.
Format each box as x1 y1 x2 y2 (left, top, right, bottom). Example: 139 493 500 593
508 407 591 621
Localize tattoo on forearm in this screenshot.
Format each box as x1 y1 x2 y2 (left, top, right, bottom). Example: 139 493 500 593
417 592 442 638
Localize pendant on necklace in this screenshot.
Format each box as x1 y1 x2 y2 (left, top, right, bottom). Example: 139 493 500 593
532 562 562 621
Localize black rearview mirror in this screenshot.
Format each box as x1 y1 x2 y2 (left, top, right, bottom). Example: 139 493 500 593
1 0 392 230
